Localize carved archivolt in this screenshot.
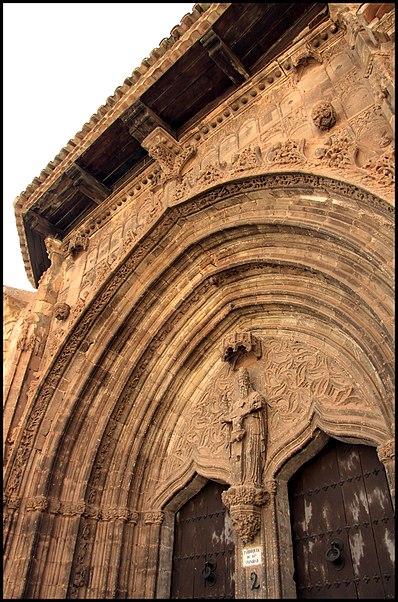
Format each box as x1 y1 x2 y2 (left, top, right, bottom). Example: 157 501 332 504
4 173 393 508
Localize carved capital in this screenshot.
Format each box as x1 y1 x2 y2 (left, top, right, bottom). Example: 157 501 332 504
222 485 269 544
128 511 139 525
377 439 395 463
229 504 262 545
144 511 165 525
61 501 86 517
222 485 269 508
25 495 48 512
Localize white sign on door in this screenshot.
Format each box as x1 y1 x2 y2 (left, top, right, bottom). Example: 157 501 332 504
242 546 262 567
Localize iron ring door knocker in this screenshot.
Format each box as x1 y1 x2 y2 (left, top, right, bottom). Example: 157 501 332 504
202 558 217 586
326 538 345 570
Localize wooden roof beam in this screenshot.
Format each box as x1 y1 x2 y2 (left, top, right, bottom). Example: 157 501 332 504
200 29 250 85
120 99 176 144
67 164 111 204
24 211 65 238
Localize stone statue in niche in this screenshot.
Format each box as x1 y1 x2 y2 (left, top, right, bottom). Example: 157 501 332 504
222 367 267 487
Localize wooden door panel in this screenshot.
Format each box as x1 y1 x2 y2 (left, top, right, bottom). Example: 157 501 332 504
171 480 235 599
289 440 395 599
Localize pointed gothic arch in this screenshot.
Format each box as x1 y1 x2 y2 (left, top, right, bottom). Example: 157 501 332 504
4 172 394 598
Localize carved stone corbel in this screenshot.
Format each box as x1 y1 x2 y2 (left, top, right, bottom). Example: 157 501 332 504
222 485 270 545
63 233 89 259
141 126 196 188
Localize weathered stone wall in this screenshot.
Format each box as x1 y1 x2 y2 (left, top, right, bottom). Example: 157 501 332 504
3 4 394 599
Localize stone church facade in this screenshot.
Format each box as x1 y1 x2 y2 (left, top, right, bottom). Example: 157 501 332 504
3 3 395 599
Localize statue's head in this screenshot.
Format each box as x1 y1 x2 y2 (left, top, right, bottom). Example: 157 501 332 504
237 368 250 388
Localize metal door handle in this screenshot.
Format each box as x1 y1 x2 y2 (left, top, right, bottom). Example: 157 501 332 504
202 559 217 586
326 538 345 570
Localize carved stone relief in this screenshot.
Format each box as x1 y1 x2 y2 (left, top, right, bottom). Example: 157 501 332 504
221 367 267 487
162 334 383 487
313 127 357 168
54 303 70 321
311 100 337 131
266 139 307 165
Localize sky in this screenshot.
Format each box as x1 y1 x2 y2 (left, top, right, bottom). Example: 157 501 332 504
3 2 195 292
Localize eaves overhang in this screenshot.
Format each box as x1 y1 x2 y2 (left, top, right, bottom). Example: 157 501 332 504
13 2 328 288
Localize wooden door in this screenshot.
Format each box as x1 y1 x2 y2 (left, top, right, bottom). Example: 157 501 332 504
289 439 395 599
171 480 236 599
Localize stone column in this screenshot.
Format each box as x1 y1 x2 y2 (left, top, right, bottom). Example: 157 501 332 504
222 485 269 598
142 511 165 598
377 438 395 509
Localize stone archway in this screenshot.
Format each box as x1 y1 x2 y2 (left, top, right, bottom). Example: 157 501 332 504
3 173 394 599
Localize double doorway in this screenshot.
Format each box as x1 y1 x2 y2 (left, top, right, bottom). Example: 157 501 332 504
169 439 394 599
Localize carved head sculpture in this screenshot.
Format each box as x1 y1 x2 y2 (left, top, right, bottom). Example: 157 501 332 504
54 302 71 321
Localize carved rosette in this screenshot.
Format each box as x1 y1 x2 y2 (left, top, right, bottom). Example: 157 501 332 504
311 101 337 131
222 485 269 544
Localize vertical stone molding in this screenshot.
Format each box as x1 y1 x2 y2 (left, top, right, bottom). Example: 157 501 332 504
377 439 395 507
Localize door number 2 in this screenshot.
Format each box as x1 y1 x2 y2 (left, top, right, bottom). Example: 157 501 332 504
250 571 260 590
